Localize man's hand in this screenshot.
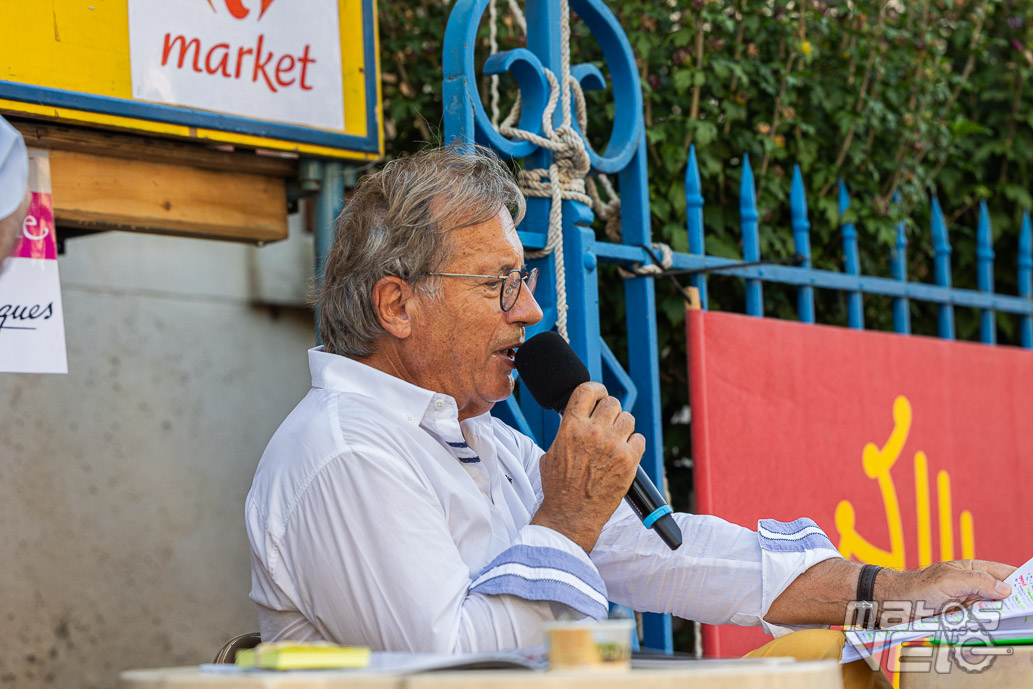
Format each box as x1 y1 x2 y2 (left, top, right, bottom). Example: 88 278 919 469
875 559 1015 623
531 382 644 553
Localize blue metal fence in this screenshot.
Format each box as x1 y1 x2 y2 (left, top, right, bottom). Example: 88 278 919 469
682 149 1033 347
442 0 1033 655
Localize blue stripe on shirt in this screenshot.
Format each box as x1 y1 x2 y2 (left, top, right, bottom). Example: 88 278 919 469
470 544 608 620
472 573 609 620
757 517 836 553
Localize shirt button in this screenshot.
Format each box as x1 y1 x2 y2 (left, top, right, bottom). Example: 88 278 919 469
407 416 414 423
433 400 445 410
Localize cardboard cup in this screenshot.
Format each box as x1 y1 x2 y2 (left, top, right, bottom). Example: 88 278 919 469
545 619 633 670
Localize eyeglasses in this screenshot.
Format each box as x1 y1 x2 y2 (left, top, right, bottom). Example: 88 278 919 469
427 267 539 312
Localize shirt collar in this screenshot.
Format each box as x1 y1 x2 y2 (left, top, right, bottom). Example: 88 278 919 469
308 346 449 426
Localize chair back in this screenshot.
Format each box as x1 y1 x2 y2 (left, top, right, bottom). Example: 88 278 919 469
213 632 261 664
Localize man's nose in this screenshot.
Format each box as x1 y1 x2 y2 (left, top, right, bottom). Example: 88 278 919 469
507 281 543 326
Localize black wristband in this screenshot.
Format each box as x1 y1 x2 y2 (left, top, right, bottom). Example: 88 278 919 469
856 563 882 603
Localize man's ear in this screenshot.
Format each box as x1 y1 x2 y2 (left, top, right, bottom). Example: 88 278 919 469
371 276 417 339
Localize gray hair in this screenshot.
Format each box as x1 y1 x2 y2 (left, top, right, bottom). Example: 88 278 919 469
317 145 526 358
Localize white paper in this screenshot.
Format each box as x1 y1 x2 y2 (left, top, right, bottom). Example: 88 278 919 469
128 0 345 131
0 149 67 374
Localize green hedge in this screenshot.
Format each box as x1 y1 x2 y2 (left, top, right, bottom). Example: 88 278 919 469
378 0 1033 501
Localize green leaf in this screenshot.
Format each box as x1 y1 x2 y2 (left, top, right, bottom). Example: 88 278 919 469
704 234 742 261
672 69 694 93
651 197 672 219
694 121 719 147
671 28 693 48
949 118 991 138
1002 184 1033 210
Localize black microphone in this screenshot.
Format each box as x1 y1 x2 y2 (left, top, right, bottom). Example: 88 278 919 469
514 331 683 550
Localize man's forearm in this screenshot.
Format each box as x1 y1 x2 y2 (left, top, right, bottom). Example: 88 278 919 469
765 558 1014 627
764 558 863 626
764 559 928 626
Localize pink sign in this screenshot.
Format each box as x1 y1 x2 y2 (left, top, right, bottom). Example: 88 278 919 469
0 149 67 374
9 192 57 260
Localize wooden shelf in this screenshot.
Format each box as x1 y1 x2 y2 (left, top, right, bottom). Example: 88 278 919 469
8 117 292 244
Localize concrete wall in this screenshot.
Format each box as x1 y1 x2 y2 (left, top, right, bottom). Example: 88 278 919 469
0 225 315 688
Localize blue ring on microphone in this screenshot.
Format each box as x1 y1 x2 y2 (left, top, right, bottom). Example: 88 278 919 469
642 505 673 529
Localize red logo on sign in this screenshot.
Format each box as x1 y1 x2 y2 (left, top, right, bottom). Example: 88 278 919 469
205 0 276 21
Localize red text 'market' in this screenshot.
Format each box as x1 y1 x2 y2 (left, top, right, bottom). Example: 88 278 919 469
161 33 316 93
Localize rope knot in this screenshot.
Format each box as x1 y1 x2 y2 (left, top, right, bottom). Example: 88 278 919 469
618 243 674 278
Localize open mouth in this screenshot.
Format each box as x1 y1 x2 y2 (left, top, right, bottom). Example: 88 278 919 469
495 345 521 364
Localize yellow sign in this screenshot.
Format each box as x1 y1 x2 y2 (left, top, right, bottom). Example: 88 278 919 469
835 396 975 569
0 0 382 161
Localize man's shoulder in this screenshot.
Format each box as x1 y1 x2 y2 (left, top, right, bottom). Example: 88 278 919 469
247 388 428 530
274 384 420 447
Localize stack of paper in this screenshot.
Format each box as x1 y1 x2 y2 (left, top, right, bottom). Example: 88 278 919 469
949 615 1033 645
841 555 1033 663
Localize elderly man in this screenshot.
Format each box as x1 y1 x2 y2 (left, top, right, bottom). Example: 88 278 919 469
0 116 30 261
246 147 1012 687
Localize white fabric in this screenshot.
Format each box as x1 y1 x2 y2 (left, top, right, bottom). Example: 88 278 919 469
0 116 28 220
246 347 843 653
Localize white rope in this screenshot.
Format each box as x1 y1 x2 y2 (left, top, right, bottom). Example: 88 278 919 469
488 0 586 341
489 0 500 127
486 0 668 339
617 242 673 278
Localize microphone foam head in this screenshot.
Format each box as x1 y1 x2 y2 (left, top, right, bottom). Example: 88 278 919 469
513 331 590 413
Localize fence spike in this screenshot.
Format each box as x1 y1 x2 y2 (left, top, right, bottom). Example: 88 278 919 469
930 196 955 339
685 145 708 309
976 200 996 344
838 179 863 329
889 191 911 334
740 154 763 316
790 165 815 323
1019 210 1032 349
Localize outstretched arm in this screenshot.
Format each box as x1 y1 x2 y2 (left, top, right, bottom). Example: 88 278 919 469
765 558 1015 627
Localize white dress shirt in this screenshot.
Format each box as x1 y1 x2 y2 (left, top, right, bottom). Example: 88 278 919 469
246 348 842 652
0 116 28 219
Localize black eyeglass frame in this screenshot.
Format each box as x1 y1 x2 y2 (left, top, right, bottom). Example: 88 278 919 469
427 267 539 312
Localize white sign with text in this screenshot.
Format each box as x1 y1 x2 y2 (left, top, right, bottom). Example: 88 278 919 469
128 0 345 131
0 149 68 374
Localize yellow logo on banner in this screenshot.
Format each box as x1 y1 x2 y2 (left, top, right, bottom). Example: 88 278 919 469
835 396 975 567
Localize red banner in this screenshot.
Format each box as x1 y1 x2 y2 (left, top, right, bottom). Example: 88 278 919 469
687 309 1033 658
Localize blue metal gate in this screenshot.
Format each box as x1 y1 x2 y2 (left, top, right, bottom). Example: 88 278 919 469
441 0 1033 653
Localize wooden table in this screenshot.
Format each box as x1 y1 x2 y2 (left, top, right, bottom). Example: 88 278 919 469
899 644 1033 688
120 659 843 689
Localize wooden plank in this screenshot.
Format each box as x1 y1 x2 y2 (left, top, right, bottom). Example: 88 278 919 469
405 663 842 689
119 667 403 689
117 661 843 689
48 150 288 244
900 644 1033 688
9 117 298 177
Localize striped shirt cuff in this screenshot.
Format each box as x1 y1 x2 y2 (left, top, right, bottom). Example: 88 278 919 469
470 544 609 620
757 517 837 553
